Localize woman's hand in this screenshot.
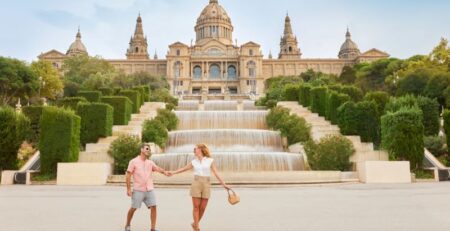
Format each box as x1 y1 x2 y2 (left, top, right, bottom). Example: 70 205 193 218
223 184 231 190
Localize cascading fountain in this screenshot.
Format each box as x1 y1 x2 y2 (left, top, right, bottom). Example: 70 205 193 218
151 100 306 172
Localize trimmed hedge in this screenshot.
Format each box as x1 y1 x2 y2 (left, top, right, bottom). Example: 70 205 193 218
337 102 359 135
341 85 363 102
22 106 44 144
444 110 450 154
142 119 168 148
364 91 390 117
310 87 328 116
381 107 424 170
142 85 151 101
108 135 141 174
355 101 380 144
0 107 30 170
154 109 179 131
283 84 301 101
98 87 114 96
118 90 141 113
304 134 354 171
100 96 133 125
326 91 351 124
77 91 102 103
76 102 114 146
132 86 148 103
298 84 312 107
56 97 88 110
39 107 81 175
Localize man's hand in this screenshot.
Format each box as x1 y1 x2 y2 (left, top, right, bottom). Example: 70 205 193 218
127 189 132 197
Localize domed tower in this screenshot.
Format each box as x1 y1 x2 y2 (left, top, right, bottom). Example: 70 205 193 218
195 0 234 46
338 28 361 59
279 14 301 60
66 28 88 57
126 14 149 60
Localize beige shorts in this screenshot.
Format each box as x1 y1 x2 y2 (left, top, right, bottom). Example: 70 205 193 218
190 176 211 199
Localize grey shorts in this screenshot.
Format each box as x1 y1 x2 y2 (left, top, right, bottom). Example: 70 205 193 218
131 190 157 209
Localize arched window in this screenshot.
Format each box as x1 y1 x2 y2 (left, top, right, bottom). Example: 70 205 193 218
227 65 237 79
174 61 181 78
249 49 254 56
193 66 202 79
247 61 256 77
209 64 221 79
135 47 139 53
176 50 181 56
289 46 293 52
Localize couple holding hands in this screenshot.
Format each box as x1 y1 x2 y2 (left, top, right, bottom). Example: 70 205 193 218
125 143 231 231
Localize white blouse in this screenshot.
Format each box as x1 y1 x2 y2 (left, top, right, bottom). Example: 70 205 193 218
192 157 214 177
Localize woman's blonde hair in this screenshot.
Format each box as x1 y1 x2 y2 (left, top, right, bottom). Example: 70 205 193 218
196 144 211 158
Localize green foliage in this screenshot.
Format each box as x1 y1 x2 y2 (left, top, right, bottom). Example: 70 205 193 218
423 72 450 108
98 87 114 96
279 115 311 145
22 106 44 144
444 110 450 154
298 84 312 107
266 99 278 109
154 109 179 131
283 84 301 101
340 85 363 102
39 107 80 175
266 106 291 130
385 95 418 113
381 107 424 170
142 119 168 148
304 135 354 171
149 88 178 106
0 107 30 170
0 57 40 105
355 58 403 93
108 135 141 174
424 136 447 157
337 102 359 135
76 102 113 146
444 86 450 109
132 86 148 103
310 87 328 116
364 91 390 116
396 69 430 96
77 91 102 103
56 97 88 110
30 60 63 100
100 96 132 125
118 90 141 113
338 66 357 84
326 91 351 125
62 55 116 85
355 101 380 144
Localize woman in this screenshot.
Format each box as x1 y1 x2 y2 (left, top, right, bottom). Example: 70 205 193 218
169 144 231 231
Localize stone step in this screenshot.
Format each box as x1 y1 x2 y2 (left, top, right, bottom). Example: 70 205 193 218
351 150 389 163
131 114 153 120
128 121 144 126
312 130 341 141
112 129 141 138
353 142 374 152
98 136 119 144
85 143 111 152
78 151 114 164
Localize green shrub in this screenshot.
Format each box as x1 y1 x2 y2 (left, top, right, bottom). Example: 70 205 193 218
113 87 123 95
326 91 351 124
328 84 343 93
298 84 312 107
279 115 311 145
355 101 380 144
108 135 141 174
310 87 328 116
444 86 450 108
0 107 30 170
337 102 359 135
385 95 440 136
142 85 151 102
266 100 278 109
381 107 424 170
99 87 114 96
150 88 178 106
364 91 390 116
118 90 141 113
266 106 291 130
444 110 450 154
341 85 363 102
39 107 81 175
165 103 176 111
56 97 88 110
76 102 113 146
100 96 133 125
132 86 147 103
154 109 179 131
77 91 102 103
304 134 354 171
424 136 447 157
283 84 301 101
22 106 44 144
142 119 168 148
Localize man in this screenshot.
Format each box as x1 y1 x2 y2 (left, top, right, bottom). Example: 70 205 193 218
125 143 169 231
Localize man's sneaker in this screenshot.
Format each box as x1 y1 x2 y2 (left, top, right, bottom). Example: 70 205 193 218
125 226 131 231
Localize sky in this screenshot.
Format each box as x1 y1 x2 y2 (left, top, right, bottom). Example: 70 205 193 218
0 0 449 63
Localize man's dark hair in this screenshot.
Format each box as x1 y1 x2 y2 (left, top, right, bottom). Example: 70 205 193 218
141 143 150 149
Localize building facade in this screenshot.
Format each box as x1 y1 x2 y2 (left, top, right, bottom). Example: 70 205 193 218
39 0 389 98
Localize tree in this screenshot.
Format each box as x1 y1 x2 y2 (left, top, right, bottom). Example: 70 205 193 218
30 60 64 100
62 55 116 85
429 37 449 68
395 68 430 96
0 57 39 105
423 72 450 108
338 66 356 84
355 58 402 93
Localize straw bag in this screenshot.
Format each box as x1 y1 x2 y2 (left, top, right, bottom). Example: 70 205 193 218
227 189 240 205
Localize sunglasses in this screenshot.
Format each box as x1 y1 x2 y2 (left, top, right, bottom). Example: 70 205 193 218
144 147 150 151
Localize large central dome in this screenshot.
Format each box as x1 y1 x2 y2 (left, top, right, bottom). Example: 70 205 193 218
195 0 234 46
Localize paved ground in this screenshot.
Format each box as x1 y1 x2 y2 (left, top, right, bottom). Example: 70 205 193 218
1 182 449 231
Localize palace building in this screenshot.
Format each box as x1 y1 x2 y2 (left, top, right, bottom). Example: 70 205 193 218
38 0 389 99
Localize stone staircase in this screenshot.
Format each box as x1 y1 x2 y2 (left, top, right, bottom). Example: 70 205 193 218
57 102 165 185
278 101 389 170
